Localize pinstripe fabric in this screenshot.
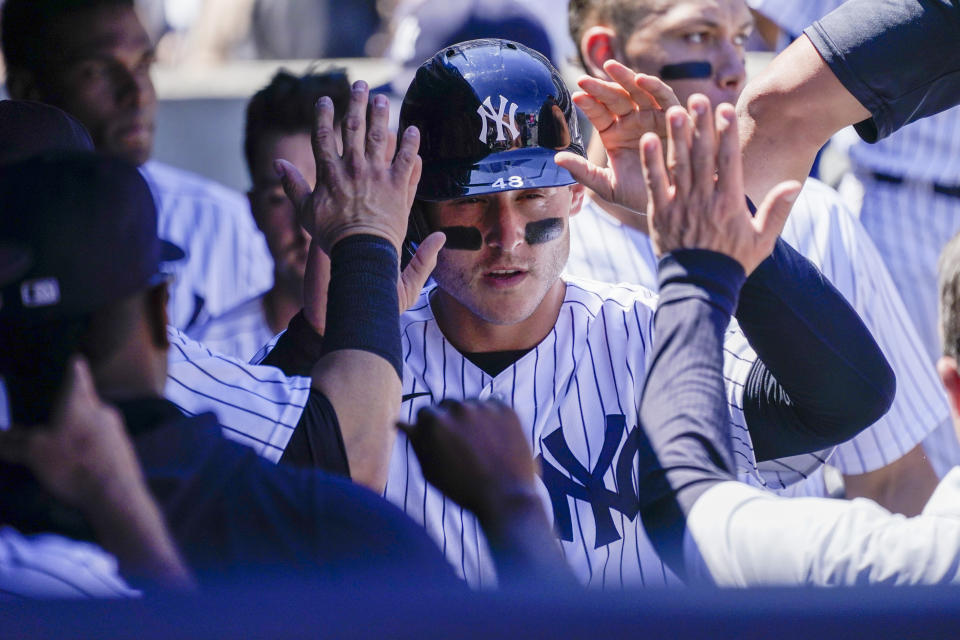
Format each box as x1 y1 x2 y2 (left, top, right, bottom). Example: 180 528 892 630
568 184 948 487
0 527 138 599
851 172 960 476
163 327 312 463
185 294 276 361
141 161 274 331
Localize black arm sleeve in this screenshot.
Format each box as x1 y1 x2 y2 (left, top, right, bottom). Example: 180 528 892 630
736 237 896 461
260 310 325 377
279 389 350 477
804 0 960 142
637 250 744 578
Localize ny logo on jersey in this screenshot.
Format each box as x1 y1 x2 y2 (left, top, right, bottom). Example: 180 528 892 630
537 414 641 549
477 95 520 143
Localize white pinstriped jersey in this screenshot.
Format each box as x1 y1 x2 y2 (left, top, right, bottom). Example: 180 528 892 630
185 294 275 362
173 277 768 588
0 527 138 599
385 277 780 588
142 161 274 331
163 327 311 463
567 181 949 488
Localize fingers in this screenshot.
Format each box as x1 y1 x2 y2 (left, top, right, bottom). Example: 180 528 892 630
688 94 716 205
754 179 802 249
577 75 638 118
365 93 390 163
604 60 663 112
312 96 341 188
571 91 616 133
275 159 312 224
392 125 421 190
398 231 445 312
714 103 744 213
554 151 615 202
640 133 670 214
634 73 682 111
342 81 369 173
665 106 692 199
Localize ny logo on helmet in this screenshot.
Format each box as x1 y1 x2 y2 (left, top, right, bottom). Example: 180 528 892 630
477 95 520 143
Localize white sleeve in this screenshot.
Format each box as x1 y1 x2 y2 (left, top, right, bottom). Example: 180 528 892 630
686 473 960 587
0 527 139 599
164 327 310 463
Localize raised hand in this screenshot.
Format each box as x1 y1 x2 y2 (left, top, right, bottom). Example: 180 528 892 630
555 59 681 213
398 399 540 523
276 80 422 254
0 357 144 510
641 94 801 275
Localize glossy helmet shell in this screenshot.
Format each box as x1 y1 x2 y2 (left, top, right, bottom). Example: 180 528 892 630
399 38 585 202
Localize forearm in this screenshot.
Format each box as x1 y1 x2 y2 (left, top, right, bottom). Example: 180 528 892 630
477 492 575 589
84 481 195 592
638 250 744 576
737 35 868 203
309 234 403 492
842 444 939 517
736 237 896 460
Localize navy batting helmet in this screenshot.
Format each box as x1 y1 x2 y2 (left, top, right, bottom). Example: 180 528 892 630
400 38 584 202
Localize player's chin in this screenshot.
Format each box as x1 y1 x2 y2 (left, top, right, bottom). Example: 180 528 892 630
106 137 153 167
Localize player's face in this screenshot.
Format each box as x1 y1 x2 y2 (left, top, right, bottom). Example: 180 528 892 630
37 5 157 166
424 185 584 326
621 0 753 107
248 132 317 285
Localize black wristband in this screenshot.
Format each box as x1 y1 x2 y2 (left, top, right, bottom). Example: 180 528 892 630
320 234 403 379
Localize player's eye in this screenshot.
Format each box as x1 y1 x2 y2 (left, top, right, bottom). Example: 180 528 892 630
683 31 709 44
73 60 110 82
732 32 750 46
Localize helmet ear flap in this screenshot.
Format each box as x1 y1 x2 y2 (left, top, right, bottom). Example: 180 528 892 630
401 201 431 270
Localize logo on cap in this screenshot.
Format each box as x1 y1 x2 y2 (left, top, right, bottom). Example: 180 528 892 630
477 95 520 143
20 278 61 308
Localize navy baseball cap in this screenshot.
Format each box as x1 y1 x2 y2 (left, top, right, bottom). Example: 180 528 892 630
0 100 95 164
0 152 184 324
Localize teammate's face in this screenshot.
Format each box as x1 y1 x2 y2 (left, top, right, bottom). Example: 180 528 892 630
621 0 753 107
424 185 584 326
248 132 316 285
36 5 157 166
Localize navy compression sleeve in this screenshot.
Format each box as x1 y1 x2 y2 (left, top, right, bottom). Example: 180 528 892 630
736 237 896 461
637 249 744 578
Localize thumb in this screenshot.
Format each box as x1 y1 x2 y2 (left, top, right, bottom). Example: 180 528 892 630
275 159 312 222
398 231 445 312
554 152 615 202
754 180 802 245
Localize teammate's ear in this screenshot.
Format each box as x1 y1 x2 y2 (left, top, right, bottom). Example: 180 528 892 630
581 26 620 79
568 183 586 217
937 356 960 416
146 282 170 350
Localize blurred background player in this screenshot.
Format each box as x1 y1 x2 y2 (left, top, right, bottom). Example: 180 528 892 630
0 0 274 333
560 0 944 514
742 0 960 478
187 68 351 360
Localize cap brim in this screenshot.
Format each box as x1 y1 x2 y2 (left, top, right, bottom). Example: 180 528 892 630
160 239 186 263
416 147 579 201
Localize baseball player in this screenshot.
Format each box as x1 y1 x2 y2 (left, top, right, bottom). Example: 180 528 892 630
244 39 892 588
633 225 960 588
187 69 352 361
1 0 274 332
562 0 945 511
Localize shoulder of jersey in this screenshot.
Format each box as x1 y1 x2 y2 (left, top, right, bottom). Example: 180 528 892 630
141 160 250 212
563 273 658 311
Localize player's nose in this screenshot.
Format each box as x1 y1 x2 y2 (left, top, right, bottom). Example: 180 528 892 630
484 197 526 251
714 41 746 96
